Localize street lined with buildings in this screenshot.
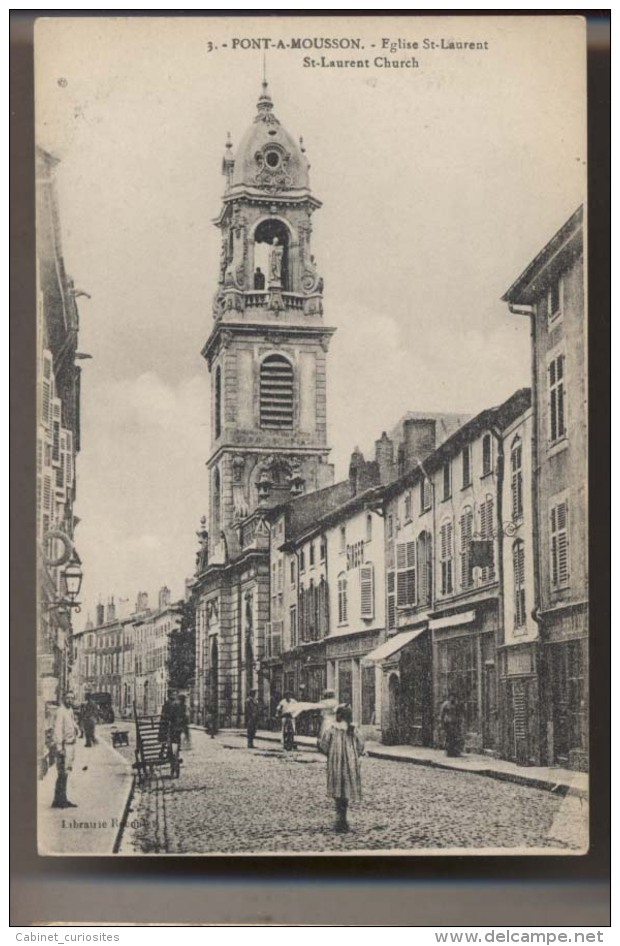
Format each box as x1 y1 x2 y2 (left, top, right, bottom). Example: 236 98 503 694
38 80 588 854
119 729 586 854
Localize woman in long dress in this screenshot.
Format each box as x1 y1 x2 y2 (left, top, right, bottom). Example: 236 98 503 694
319 704 365 833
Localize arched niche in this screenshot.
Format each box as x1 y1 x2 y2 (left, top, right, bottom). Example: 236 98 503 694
252 217 293 291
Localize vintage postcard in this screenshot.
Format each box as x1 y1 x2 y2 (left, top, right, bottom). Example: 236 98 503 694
35 14 588 856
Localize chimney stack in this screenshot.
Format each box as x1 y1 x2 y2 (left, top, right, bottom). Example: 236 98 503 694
375 432 394 484
96 602 105 626
106 596 116 623
349 446 365 495
158 586 171 609
136 591 149 613
401 418 436 472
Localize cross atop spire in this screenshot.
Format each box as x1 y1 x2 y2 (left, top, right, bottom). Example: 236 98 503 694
256 78 274 117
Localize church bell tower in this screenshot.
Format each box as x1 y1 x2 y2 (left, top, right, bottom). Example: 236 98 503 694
202 82 336 560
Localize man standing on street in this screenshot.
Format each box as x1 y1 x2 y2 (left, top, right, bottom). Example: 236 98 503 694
245 688 260 748
82 692 99 748
51 689 80 809
439 693 463 758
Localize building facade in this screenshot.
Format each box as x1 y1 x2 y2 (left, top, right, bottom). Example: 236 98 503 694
36 146 84 775
133 588 183 716
71 589 183 719
191 82 336 727
378 389 531 755
503 206 588 770
498 407 541 764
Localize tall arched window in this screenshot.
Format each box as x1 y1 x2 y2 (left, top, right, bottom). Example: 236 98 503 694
212 467 221 536
260 354 294 429
214 366 222 440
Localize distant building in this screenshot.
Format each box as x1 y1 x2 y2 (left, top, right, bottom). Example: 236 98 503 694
133 588 183 716
71 588 183 719
36 146 84 776
503 206 587 770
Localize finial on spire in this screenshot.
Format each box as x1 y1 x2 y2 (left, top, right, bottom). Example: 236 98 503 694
299 136 306 154
225 131 232 151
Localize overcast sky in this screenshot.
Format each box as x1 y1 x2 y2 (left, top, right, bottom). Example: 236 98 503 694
35 16 586 625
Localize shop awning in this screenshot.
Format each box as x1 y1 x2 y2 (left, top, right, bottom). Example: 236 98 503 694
362 628 426 664
429 610 476 631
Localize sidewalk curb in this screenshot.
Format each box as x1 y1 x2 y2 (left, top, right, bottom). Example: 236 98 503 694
112 772 137 854
228 729 587 799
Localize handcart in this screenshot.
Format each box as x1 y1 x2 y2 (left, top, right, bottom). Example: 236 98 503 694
132 703 181 783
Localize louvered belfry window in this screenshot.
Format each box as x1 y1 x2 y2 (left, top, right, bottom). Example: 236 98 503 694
260 355 294 429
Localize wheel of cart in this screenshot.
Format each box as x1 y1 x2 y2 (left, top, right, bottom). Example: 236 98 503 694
282 714 295 751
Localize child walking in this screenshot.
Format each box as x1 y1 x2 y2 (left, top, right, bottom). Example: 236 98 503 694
319 703 365 833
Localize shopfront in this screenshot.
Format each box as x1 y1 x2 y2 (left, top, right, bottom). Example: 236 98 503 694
431 604 499 753
541 605 588 770
498 642 540 765
326 629 383 738
364 626 431 746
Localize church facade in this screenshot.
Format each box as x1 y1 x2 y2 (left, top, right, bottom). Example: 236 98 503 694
191 83 336 727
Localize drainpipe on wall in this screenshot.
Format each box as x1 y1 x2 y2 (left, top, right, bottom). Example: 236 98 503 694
490 424 505 753
508 301 546 762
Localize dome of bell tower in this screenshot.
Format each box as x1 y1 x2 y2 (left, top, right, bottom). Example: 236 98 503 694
228 81 311 195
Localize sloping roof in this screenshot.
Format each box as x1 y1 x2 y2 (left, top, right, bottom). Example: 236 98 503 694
382 387 531 501
283 483 384 549
270 479 354 544
502 205 583 304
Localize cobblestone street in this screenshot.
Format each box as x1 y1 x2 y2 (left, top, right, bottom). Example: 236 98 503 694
120 729 586 855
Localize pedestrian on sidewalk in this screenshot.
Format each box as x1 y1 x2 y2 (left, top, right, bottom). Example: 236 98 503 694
81 693 99 748
51 689 80 809
245 688 260 748
276 691 298 750
159 691 184 778
440 694 463 758
179 694 191 750
205 701 218 739
319 703 365 833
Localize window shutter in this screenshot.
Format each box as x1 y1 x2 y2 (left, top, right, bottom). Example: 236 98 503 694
460 509 473 587
386 570 396 631
360 564 375 619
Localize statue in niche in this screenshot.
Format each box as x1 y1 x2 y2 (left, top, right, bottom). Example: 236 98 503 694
269 237 284 284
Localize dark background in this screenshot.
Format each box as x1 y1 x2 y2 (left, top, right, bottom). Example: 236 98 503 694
10 10 610 927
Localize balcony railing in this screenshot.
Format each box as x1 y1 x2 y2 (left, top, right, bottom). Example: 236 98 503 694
242 291 313 311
